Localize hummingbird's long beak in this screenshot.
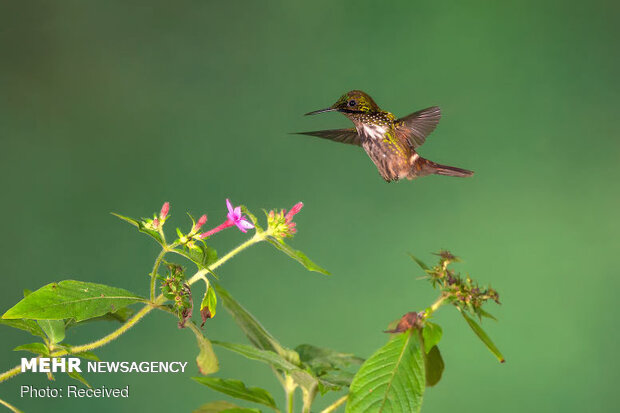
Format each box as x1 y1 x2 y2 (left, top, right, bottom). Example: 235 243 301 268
304 107 338 116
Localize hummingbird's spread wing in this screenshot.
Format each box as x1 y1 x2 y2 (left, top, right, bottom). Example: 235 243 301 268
295 129 361 146
395 106 441 148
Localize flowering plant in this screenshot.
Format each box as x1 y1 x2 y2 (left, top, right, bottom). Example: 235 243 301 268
0 201 502 413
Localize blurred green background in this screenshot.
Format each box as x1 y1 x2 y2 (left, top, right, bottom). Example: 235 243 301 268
1 1 619 412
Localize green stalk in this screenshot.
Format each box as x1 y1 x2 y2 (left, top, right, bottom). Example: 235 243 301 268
320 395 348 413
0 397 23 413
301 385 318 413
150 248 168 301
283 374 297 413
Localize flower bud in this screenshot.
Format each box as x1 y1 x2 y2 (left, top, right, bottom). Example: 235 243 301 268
195 214 207 231
160 202 170 220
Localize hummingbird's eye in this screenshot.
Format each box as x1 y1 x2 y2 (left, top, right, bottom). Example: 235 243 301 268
348 99 356 107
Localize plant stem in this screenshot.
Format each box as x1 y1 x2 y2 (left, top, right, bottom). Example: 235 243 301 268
188 231 265 284
283 374 297 413
301 385 318 413
428 294 448 315
0 397 23 413
150 248 168 301
0 365 22 384
320 395 348 413
286 389 295 413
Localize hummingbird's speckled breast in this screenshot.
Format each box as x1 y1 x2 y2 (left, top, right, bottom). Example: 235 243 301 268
352 111 412 182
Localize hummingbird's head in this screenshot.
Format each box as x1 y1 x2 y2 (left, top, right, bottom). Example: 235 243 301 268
305 90 380 117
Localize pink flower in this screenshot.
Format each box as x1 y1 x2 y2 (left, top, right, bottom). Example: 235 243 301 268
194 214 207 231
199 199 254 239
226 199 254 233
160 202 170 220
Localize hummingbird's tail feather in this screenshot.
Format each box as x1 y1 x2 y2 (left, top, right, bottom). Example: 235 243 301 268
432 163 474 178
408 156 474 179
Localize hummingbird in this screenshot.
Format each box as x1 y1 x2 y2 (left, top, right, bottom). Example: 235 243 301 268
297 90 473 182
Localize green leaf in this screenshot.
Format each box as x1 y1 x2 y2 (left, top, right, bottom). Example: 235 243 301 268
201 284 218 322
2 281 145 321
422 322 442 354
212 286 318 389
460 310 505 363
346 330 425 413
111 213 164 245
212 341 298 372
214 284 285 356
212 341 317 392
193 325 219 375
407 253 429 271
0 319 46 338
478 308 498 321
68 370 91 388
65 307 136 330
37 320 65 344
73 351 100 361
192 377 276 410
13 342 49 356
194 401 261 413
296 344 363 375
175 243 218 271
266 237 329 275
320 370 356 387
424 345 444 387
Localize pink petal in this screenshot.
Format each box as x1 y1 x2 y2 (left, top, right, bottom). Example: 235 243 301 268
238 219 254 230
233 206 242 218
235 222 248 233
226 199 234 214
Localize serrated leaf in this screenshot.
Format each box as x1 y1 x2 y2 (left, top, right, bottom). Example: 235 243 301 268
424 345 444 387
13 342 49 356
194 401 261 413
0 319 46 338
422 322 442 354
2 281 144 322
346 330 425 413
37 320 65 344
192 377 276 410
460 310 505 363
111 213 164 245
214 284 285 356
407 253 429 271
266 238 329 275
68 370 91 388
